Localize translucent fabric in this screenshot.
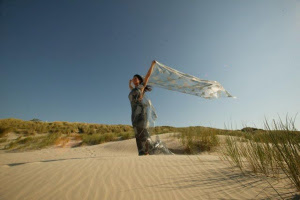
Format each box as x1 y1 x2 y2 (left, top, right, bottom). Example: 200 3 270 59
145 61 236 99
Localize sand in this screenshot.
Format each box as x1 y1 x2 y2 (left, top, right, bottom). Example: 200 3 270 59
0 133 298 200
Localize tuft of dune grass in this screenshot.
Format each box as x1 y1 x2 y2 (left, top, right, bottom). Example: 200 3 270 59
175 126 220 154
220 114 300 192
55 136 71 147
0 126 15 137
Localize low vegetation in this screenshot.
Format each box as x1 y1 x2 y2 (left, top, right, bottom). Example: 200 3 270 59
0 118 178 150
4 132 62 151
174 126 220 154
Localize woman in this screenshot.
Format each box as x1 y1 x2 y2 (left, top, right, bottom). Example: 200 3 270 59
128 60 172 156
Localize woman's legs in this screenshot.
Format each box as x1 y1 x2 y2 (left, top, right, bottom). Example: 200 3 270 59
133 126 151 156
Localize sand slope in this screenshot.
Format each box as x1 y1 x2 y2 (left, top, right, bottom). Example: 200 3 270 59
0 133 298 200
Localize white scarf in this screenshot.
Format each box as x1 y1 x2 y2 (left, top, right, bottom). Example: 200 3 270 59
145 61 236 99
140 60 236 132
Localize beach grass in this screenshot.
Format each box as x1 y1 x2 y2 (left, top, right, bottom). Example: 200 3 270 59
220 115 300 192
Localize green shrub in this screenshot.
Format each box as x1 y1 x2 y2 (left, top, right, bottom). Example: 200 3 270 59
81 133 116 145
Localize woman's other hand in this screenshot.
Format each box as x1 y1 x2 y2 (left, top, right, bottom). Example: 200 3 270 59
129 79 133 90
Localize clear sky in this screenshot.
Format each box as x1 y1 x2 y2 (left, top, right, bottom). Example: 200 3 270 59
1 0 299 130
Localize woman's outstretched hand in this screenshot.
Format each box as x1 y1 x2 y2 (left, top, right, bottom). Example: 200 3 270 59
129 79 133 90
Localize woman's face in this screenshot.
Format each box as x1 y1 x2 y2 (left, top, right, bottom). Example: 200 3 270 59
132 76 140 86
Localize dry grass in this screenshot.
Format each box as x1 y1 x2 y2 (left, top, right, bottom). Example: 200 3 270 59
3 132 62 151
55 137 71 147
0 118 179 151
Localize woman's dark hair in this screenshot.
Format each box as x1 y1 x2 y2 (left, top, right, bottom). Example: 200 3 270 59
133 74 152 92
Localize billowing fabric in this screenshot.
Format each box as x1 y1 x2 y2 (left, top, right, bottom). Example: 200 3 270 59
145 61 236 99
128 85 173 155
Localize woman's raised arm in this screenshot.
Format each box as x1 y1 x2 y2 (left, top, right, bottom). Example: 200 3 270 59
141 60 156 93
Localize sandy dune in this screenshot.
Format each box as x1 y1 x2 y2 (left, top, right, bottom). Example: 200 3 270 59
0 133 298 200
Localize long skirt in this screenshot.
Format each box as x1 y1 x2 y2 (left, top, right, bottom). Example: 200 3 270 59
133 126 152 155
133 126 174 156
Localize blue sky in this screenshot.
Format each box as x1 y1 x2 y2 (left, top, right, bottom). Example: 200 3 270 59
1 0 299 130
